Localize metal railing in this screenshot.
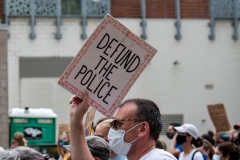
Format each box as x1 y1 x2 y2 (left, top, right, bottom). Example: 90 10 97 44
4 0 111 40
209 0 240 41
4 0 239 41
174 0 181 40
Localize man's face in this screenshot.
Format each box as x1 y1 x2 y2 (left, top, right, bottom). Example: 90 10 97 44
168 125 175 134
114 102 140 143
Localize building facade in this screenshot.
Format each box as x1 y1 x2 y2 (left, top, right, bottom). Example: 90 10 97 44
1 0 240 146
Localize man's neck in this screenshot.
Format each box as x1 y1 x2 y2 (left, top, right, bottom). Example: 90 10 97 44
127 139 156 160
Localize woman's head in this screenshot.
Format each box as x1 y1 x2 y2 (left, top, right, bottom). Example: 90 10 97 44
59 131 70 146
214 142 240 160
198 140 215 160
202 131 215 146
58 130 71 157
11 132 27 148
174 123 203 147
155 139 167 150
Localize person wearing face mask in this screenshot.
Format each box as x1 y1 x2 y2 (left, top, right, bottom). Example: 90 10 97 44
107 97 177 160
198 140 214 160
167 123 183 158
94 118 127 160
213 142 240 160
69 91 176 160
174 123 204 160
57 131 70 160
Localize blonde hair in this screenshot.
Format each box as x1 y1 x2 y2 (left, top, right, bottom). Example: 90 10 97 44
57 130 71 158
202 139 214 160
96 119 114 131
11 132 27 147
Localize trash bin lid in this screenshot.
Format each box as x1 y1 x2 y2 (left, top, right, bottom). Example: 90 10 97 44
9 108 57 118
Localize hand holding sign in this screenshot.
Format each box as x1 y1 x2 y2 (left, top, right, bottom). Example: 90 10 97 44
59 14 157 117
69 91 90 123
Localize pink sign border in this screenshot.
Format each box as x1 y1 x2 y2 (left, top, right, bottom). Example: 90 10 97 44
58 14 157 118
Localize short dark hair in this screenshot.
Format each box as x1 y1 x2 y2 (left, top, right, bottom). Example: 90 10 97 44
119 98 162 141
218 142 239 159
186 133 203 147
169 123 181 131
202 133 215 146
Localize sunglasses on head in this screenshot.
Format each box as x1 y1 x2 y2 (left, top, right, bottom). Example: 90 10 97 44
110 119 140 130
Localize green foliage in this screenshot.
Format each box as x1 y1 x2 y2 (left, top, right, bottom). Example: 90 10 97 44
0 18 5 24
62 0 81 15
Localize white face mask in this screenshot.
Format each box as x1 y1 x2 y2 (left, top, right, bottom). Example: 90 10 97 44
107 123 141 156
212 154 221 160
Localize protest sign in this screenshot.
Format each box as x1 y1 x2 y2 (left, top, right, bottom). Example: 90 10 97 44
207 104 231 131
84 107 96 136
58 14 157 117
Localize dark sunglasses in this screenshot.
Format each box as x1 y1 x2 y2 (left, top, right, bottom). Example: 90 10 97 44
110 119 140 130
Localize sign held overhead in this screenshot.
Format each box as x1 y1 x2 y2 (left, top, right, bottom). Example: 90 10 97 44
207 104 231 132
58 14 157 117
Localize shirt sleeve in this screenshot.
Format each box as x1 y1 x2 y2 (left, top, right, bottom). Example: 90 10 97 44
175 144 183 152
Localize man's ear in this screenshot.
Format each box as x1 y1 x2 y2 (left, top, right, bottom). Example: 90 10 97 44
138 122 149 137
94 157 100 160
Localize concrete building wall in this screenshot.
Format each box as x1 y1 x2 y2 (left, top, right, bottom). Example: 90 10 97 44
0 24 8 149
7 18 240 139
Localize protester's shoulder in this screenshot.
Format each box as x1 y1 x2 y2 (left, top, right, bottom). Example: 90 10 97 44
193 150 204 160
140 148 177 160
175 144 183 152
178 151 185 160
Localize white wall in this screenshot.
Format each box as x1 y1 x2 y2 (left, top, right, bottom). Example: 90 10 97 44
8 18 240 139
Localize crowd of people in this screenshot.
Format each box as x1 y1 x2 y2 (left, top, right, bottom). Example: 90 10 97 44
0 91 240 160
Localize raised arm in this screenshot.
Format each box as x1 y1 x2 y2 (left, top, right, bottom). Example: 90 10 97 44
69 91 94 160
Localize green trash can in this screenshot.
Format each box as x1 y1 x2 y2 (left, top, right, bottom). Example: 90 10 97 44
9 107 57 147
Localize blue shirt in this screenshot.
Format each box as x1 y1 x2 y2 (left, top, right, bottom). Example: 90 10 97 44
175 143 183 152
175 143 183 159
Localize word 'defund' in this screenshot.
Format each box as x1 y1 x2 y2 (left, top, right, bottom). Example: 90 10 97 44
74 33 140 105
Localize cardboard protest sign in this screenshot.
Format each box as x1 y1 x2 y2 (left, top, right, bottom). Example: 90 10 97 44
58 14 157 117
58 123 69 136
84 107 96 136
207 104 231 131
